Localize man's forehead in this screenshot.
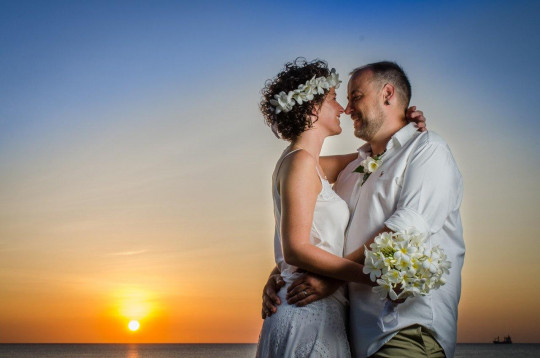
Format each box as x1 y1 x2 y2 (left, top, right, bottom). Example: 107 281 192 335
348 70 373 92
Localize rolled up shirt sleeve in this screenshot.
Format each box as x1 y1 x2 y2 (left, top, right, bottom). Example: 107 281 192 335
385 141 463 235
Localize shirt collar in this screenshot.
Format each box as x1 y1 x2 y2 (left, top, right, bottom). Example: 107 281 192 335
391 122 418 149
357 122 418 155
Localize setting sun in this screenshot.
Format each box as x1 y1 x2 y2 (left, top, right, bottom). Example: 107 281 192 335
128 320 140 332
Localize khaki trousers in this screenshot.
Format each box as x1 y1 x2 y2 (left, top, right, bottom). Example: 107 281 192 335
369 325 445 358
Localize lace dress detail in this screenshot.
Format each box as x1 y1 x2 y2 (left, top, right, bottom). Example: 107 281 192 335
256 148 351 358
318 178 341 201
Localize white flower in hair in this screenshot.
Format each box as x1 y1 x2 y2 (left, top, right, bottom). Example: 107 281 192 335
292 84 314 105
327 69 340 88
269 68 341 114
269 91 295 114
309 76 326 94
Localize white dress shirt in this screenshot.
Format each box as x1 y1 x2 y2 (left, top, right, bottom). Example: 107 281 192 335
333 123 465 358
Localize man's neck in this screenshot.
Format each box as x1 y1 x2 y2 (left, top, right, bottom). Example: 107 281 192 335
369 117 407 155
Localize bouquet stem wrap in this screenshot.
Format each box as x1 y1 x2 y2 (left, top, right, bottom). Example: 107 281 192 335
377 300 399 331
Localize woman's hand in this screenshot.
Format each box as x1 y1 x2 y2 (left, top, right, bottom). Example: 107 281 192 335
406 106 426 132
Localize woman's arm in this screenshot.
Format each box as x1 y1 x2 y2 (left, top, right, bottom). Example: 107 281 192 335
320 153 358 184
279 150 369 284
344 226 394 264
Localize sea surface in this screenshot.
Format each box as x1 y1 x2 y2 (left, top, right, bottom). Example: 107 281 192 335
0 343 539 357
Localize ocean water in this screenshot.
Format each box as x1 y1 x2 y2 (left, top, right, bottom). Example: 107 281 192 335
454 343 540 357
1 343 539 357
0 344 256 358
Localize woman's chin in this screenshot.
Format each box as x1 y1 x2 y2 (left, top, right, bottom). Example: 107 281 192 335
331 127 343 136
321 125 342 138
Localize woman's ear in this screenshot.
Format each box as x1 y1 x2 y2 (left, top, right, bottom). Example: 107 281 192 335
310 103 321 119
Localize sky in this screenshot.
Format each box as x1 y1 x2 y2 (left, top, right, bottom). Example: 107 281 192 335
1 0 539 344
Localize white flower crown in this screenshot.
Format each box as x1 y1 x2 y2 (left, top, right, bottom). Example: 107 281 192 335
269 68 341 114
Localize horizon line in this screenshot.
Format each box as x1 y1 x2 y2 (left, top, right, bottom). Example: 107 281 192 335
1 342 539 345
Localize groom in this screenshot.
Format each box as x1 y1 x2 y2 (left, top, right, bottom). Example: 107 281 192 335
262 62 464 357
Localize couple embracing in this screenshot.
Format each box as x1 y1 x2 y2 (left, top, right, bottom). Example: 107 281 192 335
256 59 464 358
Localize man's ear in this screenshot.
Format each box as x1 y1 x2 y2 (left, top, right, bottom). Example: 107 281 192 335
381 83 395 105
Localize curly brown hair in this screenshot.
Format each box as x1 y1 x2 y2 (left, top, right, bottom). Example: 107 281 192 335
260 58 331 141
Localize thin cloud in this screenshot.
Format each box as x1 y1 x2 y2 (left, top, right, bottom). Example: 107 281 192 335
107 249 148 256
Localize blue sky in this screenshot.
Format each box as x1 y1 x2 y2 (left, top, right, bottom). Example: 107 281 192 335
2 0 538 153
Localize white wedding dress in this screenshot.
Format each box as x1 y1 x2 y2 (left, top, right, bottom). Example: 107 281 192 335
256 149 351 358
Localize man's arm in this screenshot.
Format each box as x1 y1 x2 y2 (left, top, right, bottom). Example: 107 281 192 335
384 139 462 236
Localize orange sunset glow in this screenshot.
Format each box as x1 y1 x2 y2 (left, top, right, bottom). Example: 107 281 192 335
1 0 539 347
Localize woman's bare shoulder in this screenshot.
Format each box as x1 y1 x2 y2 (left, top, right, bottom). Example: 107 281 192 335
278 150 319 184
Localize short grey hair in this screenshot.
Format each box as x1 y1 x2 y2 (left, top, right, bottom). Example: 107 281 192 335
350 61 411 108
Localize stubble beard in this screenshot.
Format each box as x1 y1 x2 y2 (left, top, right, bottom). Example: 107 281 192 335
353 106 384 142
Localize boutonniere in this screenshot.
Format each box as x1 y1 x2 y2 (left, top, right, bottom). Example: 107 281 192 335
353 150 386 186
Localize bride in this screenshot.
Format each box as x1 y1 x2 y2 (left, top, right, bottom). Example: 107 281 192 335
256 58 425 357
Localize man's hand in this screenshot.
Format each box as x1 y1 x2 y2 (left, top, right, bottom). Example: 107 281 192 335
262 274 285 319
392 284 407 304
406 106 426 132
286 272 343 307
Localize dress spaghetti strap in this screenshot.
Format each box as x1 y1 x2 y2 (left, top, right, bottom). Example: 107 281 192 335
273 148 302 184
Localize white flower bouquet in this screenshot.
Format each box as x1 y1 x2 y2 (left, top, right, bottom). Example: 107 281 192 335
363 229 451 300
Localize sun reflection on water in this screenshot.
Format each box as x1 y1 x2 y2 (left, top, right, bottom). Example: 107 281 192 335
126 344 139 358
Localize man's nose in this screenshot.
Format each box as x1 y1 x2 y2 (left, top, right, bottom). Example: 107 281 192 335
345 102 352 115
